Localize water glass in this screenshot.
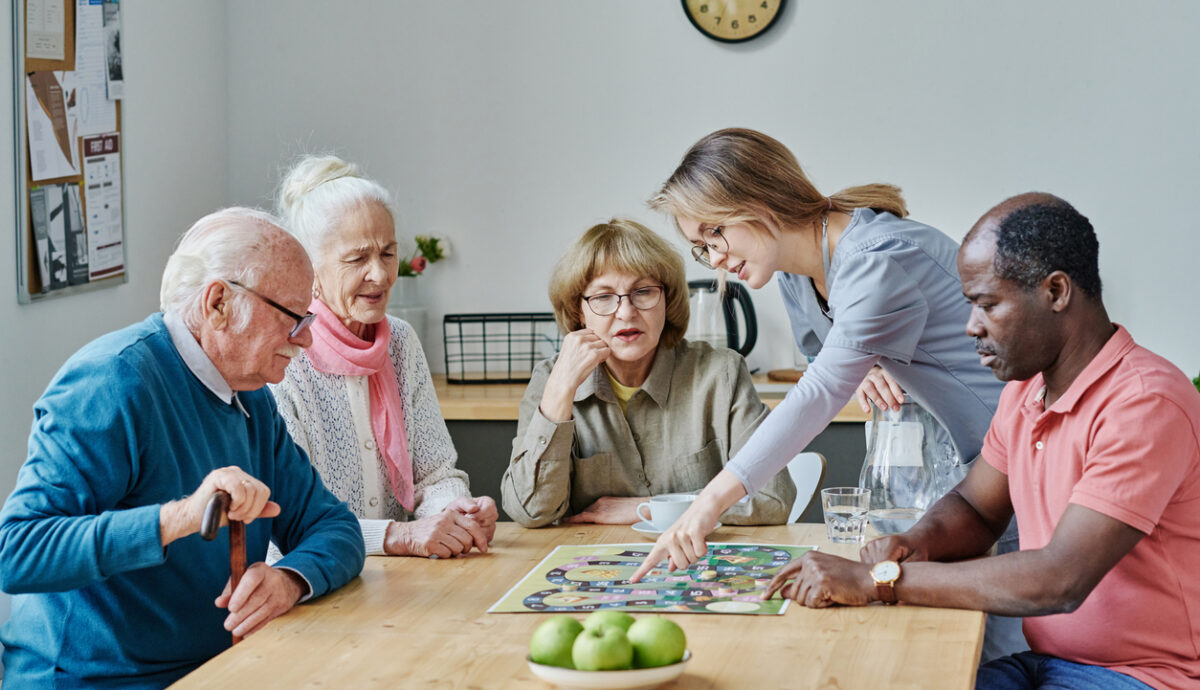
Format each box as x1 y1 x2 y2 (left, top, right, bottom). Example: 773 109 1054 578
821 487 870 544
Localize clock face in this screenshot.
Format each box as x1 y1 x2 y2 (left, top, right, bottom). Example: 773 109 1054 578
682 0 787 43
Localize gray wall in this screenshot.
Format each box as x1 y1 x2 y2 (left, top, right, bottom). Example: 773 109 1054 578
0 2 230 675
223 1 1200 380
3 0 1200 678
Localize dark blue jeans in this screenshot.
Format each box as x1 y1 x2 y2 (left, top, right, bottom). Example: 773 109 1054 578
976 652 1154 690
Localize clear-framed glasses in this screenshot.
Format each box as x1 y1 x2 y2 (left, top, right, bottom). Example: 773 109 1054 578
690 226 728 269
582 285 665 316
227 280 316 338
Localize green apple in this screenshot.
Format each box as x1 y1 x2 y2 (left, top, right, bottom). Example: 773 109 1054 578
582 609 635 634
627 616 687 668
529 615 584 668
571 626 634 671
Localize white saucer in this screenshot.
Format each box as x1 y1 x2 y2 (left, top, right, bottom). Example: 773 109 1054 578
631 521 721 535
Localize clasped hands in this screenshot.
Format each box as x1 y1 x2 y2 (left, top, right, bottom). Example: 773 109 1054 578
384 496 499 558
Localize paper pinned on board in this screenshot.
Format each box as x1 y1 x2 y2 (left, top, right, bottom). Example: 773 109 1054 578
103 1 123 100
26 0 66 61
27 72 80 181
81 132 124 280
74 0 117 135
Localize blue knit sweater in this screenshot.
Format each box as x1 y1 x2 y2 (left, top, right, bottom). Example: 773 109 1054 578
0 314 365 687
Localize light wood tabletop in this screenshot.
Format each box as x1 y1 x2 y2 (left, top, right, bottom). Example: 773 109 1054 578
432 374 872 423
174 523 983 689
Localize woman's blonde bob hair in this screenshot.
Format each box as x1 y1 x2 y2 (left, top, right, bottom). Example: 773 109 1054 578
649 127 908 237
548 218 690 349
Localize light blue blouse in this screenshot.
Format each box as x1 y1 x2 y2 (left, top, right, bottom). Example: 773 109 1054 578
728 208 1005 494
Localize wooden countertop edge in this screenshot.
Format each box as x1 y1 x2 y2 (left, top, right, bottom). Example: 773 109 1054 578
431 374 871 423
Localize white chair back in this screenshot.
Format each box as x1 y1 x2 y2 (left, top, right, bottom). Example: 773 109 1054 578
786 452 828 523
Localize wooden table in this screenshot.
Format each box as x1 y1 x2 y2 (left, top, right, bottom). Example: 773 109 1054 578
432 374 872 423
175 524 983 689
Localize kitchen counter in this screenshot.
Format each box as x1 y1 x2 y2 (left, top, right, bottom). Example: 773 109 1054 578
432 374 871 423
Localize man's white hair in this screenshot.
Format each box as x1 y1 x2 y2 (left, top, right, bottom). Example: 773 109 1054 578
159 207 286 332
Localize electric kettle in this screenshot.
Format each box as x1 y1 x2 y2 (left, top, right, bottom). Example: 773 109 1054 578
686 279 757 357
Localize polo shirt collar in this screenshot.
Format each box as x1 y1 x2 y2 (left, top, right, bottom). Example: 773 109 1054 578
163 311 249 417
1026 323 1133 415
573 342 677 408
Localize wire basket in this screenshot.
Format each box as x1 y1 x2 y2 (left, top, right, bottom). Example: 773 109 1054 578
442 313 562 384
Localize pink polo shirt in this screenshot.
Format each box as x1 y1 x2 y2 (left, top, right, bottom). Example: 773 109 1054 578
983 325 1200 690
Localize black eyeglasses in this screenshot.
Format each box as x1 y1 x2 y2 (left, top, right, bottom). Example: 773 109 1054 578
582 285 665 316
690 226 728 269
227 280 316 338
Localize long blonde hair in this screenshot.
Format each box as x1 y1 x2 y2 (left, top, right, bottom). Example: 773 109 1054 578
649 128 907 235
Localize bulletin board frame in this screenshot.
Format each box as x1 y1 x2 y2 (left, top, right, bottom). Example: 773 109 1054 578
12 0 127 305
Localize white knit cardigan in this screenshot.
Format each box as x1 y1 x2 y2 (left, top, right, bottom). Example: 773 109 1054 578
269 316 470 555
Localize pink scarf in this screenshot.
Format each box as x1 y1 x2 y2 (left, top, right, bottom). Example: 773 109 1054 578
304 299 414 510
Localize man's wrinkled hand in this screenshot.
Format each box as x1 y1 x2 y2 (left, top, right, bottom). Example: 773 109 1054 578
214 563 305 638
160 467 280 546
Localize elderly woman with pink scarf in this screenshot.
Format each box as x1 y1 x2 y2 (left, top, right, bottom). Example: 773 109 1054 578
268 155 497 558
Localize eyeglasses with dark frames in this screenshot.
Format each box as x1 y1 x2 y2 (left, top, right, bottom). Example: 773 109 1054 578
582 285 665 316
227 280 316 338
690 226 728 269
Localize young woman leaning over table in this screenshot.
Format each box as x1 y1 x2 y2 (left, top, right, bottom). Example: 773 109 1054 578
501 218 795 527
628 128 1023 662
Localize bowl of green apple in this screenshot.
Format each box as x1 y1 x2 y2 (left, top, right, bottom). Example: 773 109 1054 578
527 611 690 690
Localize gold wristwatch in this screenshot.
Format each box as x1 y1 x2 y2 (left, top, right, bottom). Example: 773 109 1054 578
870 560 901 605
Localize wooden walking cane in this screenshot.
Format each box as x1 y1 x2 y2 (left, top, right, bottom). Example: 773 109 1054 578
200 490 247 645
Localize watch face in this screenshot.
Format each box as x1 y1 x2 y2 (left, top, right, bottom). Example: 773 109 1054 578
682 0 787 43
873 560 900 582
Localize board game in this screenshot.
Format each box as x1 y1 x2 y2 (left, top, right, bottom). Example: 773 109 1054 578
489 542 814 615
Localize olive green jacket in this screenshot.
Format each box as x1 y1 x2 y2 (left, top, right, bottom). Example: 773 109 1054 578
502 340 795 527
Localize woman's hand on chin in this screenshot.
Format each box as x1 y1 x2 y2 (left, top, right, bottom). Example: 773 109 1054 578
539 329 611 422
562 496 644 524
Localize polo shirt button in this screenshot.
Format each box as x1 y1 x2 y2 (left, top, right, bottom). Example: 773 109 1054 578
537 435 547 446
1035 441 1044 450
365 439 376 450
369 497 379 507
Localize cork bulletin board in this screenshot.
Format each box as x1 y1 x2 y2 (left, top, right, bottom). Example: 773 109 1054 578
13 0 127 303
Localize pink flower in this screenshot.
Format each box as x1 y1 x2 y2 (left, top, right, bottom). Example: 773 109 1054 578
410 256 428 273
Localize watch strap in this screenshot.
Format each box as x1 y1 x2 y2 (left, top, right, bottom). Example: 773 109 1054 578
875 580 897 605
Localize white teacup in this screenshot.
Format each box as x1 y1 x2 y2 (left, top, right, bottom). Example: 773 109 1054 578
636 493 696 531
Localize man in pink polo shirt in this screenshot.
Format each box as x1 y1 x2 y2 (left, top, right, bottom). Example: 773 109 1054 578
765 193 1200 689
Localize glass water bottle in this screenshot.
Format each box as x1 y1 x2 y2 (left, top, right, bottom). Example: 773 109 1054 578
858 399 941 535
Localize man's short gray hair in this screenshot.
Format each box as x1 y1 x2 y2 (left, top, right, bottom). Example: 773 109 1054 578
159 207 286 331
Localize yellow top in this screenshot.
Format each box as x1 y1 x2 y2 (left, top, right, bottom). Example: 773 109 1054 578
604 369 640 414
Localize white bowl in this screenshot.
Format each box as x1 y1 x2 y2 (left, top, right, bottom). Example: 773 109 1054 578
527 650 691 690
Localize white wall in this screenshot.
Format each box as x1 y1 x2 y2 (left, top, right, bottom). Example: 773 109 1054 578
224 1 1200 380
0 2 229 675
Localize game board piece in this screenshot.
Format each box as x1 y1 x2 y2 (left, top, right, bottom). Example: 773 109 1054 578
561 583 578 592
698 570 718 581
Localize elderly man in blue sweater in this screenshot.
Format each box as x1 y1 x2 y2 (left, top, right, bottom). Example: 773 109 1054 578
0 207 366 687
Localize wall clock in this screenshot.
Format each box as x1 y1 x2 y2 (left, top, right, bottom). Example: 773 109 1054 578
682 0 787 43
